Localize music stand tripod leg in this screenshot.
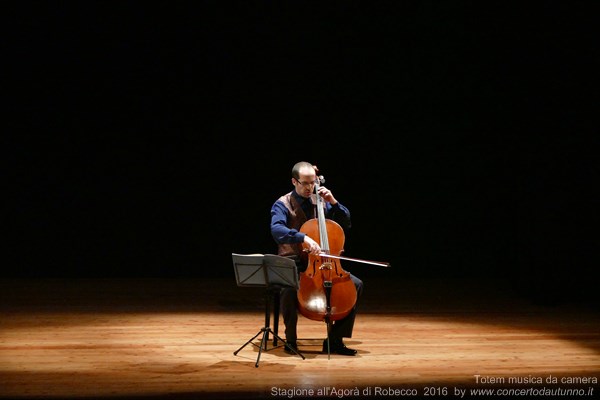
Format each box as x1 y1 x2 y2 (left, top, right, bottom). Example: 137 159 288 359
255 328 269 367
234 326 304 368
232 295 274 367
232 327 271 368
271 329 305 361
233 329 263 356
233 290 305 366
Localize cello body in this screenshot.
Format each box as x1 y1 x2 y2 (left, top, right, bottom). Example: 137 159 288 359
296 178 357 323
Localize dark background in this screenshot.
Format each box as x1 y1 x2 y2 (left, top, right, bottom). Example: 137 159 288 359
5 2 597 305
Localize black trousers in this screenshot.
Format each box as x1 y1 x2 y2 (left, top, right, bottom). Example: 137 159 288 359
280 273 363 343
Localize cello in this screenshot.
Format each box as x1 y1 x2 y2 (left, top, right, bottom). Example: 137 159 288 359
297 172 390 332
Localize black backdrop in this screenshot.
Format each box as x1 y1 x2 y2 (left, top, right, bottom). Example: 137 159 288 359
5 2 597 304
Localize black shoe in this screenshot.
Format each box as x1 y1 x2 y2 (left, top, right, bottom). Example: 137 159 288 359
322 339 357 356
284 341 298 355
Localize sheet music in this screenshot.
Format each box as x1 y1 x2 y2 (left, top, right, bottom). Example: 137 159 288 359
232 253 299 289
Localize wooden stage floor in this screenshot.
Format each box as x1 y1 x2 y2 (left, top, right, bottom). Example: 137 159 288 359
1 276 599 399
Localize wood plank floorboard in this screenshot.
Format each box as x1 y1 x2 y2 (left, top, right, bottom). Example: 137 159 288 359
0 277 599 399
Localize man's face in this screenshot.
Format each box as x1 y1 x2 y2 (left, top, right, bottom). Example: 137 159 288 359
292 167 317 198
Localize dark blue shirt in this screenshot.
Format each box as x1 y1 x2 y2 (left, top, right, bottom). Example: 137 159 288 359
270 191 351 245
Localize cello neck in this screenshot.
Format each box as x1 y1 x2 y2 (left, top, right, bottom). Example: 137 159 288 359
314 177 330 253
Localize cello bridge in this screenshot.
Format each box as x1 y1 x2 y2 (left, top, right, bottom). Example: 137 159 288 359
319 262 333 270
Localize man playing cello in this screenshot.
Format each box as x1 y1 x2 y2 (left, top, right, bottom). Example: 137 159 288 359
270 161 363 356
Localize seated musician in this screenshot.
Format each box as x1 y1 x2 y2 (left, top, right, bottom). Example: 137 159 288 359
269 161 363 356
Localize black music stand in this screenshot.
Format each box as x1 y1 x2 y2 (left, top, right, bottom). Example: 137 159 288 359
232 253 305 367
